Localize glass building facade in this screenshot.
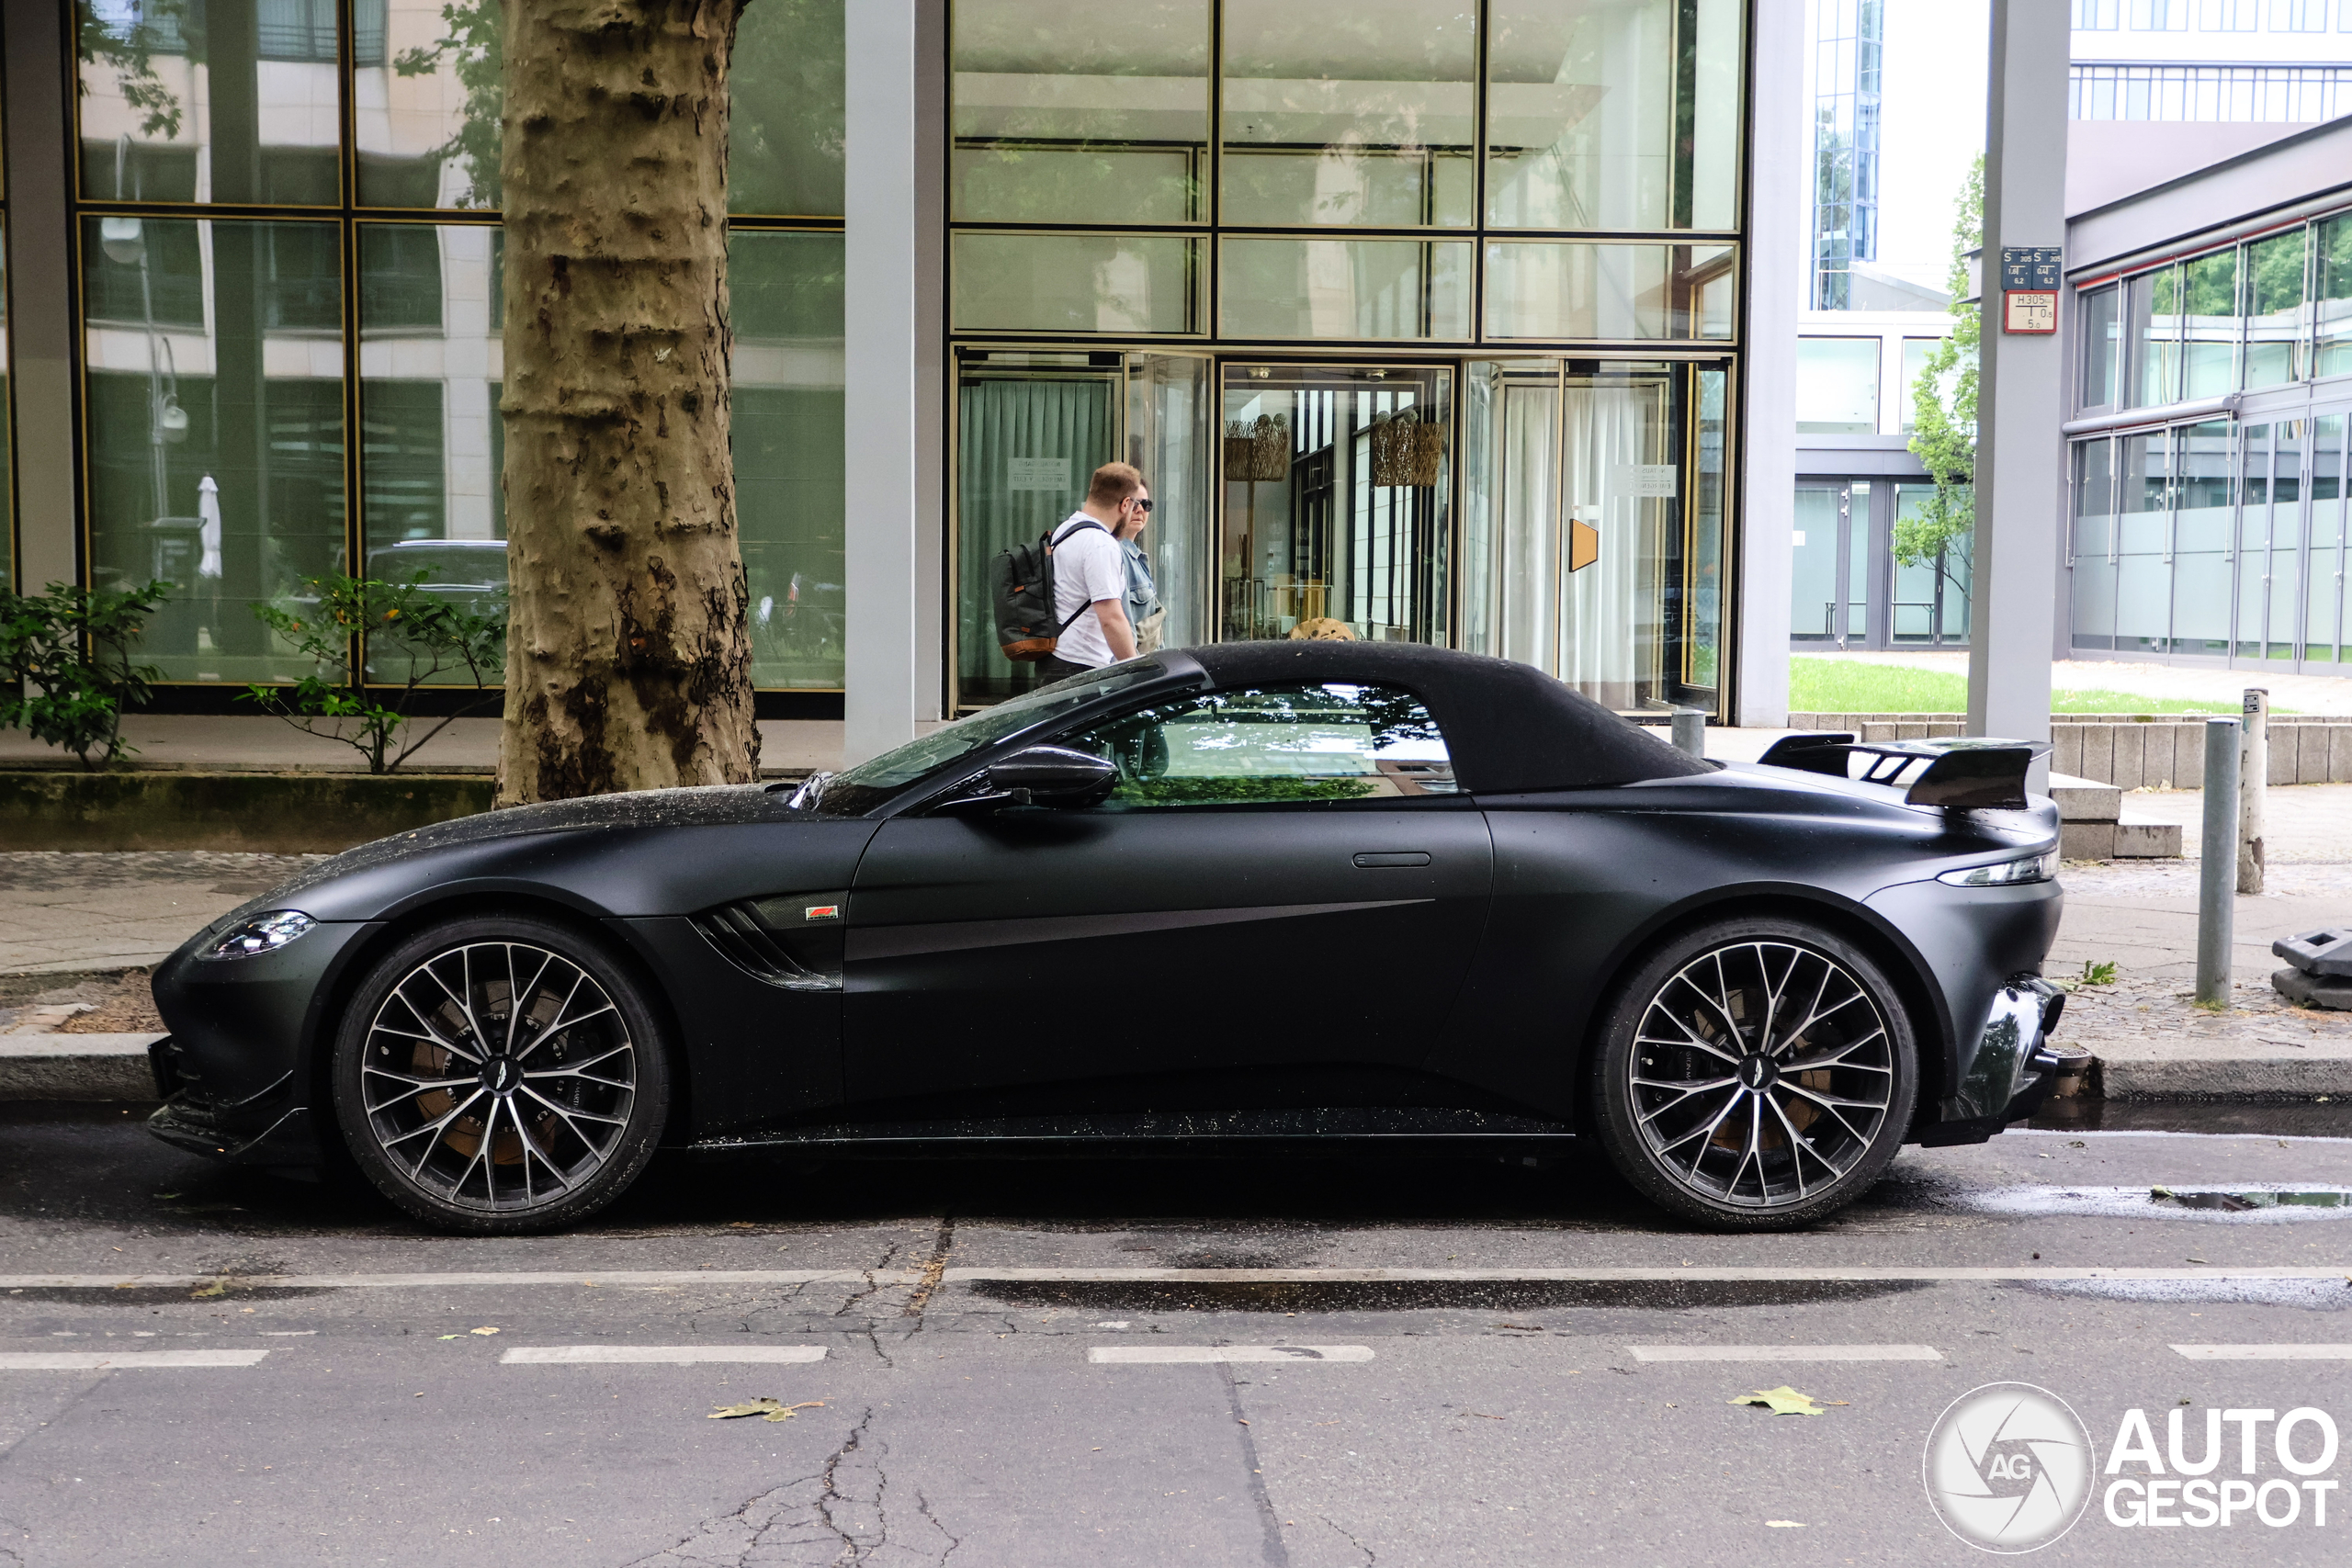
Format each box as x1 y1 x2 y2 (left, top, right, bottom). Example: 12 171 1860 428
69 0 847 692
18 1 1758 722
2069 207 2352 667
948 0 1748 714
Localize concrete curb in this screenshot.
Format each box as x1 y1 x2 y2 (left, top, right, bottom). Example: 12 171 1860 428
0 1035 164 1100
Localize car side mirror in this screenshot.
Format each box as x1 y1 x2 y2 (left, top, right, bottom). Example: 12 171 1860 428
935 745 1117 812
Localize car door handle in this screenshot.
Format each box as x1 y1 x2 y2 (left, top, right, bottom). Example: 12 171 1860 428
1352 852 1431 868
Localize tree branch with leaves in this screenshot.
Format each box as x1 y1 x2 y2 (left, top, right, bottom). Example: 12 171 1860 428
1901 156 1984 623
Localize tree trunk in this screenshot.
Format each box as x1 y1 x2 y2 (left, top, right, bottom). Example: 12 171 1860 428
497 0 759 805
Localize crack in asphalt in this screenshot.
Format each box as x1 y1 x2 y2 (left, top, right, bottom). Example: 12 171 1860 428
624 1406 956 1566
901 1217 956 1319
1322 1514 1376 1565
1220 1362 1292 1568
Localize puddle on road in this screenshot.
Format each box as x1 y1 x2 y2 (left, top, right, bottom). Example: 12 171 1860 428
970 1278 1929 1314
2018 1276 2352 1311
1960 1185 2352 1224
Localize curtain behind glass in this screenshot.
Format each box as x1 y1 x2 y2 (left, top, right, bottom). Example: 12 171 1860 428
956 375 1118 706
1558 378 1669 706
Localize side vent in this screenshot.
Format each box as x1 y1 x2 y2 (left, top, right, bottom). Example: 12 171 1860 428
692 902 842 991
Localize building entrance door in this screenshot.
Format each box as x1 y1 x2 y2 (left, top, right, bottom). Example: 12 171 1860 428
1219 363 1453 646
1459 359 1727 713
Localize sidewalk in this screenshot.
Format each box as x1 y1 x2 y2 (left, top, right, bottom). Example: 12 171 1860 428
0 715 853 774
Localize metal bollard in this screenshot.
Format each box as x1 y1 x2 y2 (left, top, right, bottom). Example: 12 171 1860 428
1671 708 1705 759
2198 717 2242 1008
2238 688 2267 896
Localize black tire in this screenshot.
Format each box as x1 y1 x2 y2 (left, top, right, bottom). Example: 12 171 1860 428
1590 917 1917 1230
330 915 672 1234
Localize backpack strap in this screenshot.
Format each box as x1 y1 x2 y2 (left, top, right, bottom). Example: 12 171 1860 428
1046 518 1112 633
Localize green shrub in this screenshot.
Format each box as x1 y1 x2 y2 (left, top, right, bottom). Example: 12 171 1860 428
0 581 171 770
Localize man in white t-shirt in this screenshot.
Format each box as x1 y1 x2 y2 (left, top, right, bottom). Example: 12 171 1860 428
1036 461 1152 682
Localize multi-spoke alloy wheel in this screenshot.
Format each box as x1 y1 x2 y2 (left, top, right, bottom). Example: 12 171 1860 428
1592 919 1917 1229
332 918 669 1233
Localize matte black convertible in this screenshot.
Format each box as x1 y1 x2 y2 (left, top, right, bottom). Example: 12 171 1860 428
148 643 2066 1233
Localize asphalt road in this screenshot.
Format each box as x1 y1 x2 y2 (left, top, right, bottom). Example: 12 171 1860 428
6 1105 2352 1566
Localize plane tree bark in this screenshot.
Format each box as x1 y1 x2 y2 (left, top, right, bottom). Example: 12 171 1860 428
497 0 760 804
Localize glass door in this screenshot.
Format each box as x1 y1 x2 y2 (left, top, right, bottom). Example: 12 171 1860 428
1791 480 1871 647
1460 359 1722 712
954 354 1122 708
1218 363 1453 646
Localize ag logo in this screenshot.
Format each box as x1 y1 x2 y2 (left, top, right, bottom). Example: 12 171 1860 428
1923 1382 2097 1552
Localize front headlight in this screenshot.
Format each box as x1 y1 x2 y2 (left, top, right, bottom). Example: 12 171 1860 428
208 910 317 959
1937 850 2058 887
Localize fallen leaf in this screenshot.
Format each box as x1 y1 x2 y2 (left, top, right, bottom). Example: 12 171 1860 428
190 1279 229 1299
469 1326 501 1336
1729 1386 1829 1416
436 1334 463 1340
709 1399 825 1424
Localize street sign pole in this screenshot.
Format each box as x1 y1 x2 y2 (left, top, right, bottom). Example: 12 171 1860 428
1966 0 2067 789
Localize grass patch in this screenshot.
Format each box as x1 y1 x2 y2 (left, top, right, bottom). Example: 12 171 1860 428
1790 658 2256 716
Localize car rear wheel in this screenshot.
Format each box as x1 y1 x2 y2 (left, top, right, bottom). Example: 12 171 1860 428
1590 919 1917 1230
331 916 671 1234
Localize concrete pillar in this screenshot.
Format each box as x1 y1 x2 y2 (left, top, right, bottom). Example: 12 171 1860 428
1733 0 1802 728
4 1 81 592
842 0 944 764
1965 0 2068 775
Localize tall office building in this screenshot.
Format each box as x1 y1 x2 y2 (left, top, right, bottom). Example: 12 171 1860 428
1809 0 1884 310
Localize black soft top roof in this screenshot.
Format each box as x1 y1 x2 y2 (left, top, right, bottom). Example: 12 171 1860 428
1186 641 1712 794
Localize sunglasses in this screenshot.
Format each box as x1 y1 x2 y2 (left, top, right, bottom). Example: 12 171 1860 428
1127 498 1155 513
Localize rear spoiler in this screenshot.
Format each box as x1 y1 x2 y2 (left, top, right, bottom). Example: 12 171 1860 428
1756 733 2051 810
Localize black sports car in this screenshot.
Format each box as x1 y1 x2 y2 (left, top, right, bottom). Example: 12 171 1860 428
147 643 2065 1234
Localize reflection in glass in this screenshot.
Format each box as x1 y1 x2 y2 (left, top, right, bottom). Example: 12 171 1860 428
732 231 847 689
2244 229 2305 389
358 222 505 682
0 220 9 592
84 216 346 683
2238 422 2302 659
954 233 1197 333
2308 415 2345 664
956 357 1121 708
2167 422 2231 656
1485 243 1735 340
2078 286 2121 408
2131 264 2181 407
951 0 1208 225
1221 239 1469 340
1220 364 1451 651
79 0 342 204
2071 438 2115 649
1486 0 1744 231
2321 218 2352 378
2181 248 2238 399
1067 683 1457 807
355 0 499 207
731 1 846 215
1795 338 1879 434
1219 3 1475 229
1688 367 1726 685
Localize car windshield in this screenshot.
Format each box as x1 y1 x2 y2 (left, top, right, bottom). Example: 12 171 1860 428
808 658 1173 815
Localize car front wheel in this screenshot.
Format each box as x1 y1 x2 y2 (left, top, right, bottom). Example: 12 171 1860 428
331 916 671 1234
1591 919 1917 1230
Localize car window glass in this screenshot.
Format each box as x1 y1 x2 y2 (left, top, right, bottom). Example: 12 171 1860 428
817 657 1171 814
1059 682 1457 808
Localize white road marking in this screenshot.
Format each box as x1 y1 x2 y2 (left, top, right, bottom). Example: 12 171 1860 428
1628 1344 1943 1362
1089 1345 1374 1364
9 1265 2352 1292
0 1349 269 1370
2172 1344 2352 1360
501 1345 828 1365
